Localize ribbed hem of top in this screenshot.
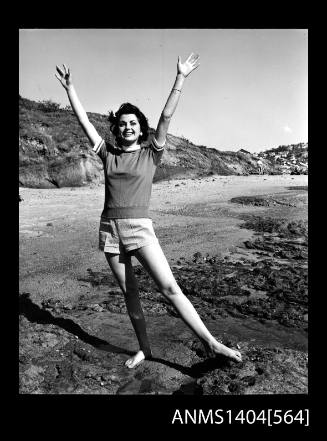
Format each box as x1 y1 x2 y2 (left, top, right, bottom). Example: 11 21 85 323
101 206 150 219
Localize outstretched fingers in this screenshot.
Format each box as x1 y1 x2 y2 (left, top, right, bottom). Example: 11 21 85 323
187 52 200 64
55 64 72 88
186 53 200 72
191 62 200 72
56 64 70 79
56 65 64 77
55 73 62 83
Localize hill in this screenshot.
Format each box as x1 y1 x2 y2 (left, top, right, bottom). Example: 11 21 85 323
19 96 308 188
257 143 308 175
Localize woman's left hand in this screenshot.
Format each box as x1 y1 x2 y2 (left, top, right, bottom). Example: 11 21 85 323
177 53 200 77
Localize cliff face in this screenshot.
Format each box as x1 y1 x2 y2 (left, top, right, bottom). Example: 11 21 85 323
19 96 308 188
19 97 108 189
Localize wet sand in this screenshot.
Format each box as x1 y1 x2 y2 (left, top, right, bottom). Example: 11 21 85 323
19 174 308 395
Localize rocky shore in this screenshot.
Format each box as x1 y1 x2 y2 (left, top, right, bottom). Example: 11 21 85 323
19 175 308 394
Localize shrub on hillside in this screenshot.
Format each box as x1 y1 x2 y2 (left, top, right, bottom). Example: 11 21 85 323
37 100 62 113
19 96 39 111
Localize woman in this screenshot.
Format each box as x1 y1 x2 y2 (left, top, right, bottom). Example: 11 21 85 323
55 53 242 368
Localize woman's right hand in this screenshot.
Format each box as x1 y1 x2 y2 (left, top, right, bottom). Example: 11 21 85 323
55 64 72 90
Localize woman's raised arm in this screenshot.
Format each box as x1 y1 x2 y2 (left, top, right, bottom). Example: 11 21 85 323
154 53 200 146
55 64 101 147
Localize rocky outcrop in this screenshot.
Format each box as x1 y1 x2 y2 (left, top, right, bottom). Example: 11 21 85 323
257 143 308 175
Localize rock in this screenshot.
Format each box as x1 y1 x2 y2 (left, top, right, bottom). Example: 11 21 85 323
92 304 105 312
63 303 74 310
255 366 265 375
228 382 242 393
108 375 119 382
193 252 202 261
243 376 256 386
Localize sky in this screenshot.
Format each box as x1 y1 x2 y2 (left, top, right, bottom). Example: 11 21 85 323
19 28 308 153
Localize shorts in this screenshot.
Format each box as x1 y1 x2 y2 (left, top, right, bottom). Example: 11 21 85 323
99 217 159 254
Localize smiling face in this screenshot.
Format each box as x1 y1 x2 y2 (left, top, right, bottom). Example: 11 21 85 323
118 114 142 146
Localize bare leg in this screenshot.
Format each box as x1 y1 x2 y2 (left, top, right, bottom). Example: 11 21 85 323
133 243 242 363
105 252 152 368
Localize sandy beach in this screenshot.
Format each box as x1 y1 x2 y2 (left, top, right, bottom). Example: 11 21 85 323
19 174 308 395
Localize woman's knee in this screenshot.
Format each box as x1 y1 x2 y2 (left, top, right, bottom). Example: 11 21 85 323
160 281 180 298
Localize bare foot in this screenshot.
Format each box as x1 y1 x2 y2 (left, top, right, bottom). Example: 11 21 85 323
206 340 242 363
124 350 146 369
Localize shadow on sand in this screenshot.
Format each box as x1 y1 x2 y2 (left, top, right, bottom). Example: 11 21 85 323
19 293 230 379
19 292 130 355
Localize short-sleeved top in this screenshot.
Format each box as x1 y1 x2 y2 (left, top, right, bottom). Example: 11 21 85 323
93 136 165 219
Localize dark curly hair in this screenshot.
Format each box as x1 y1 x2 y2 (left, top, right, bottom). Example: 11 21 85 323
108 103 149 144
